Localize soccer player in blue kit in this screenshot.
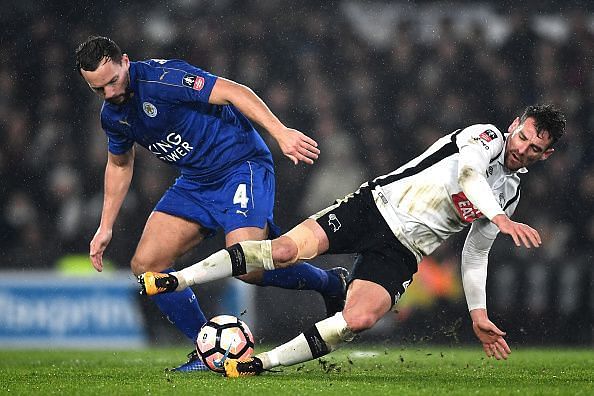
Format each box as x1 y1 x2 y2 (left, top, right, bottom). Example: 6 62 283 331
75 36 348 371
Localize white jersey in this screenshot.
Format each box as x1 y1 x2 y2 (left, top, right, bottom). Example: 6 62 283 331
365 124 524 262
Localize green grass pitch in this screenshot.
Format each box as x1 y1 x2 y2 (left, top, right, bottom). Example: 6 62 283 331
1 347 592 395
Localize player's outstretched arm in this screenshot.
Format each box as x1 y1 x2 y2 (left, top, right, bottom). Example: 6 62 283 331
491 214 541 249
90 148 135 271
208 77 319 165
470 308 511 360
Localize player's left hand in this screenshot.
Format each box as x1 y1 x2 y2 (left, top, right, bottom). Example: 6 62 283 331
470 309 511 360
491 214 541 249
276 128 320 165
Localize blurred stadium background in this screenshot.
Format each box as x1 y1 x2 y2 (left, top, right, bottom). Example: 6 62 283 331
0 1 592 349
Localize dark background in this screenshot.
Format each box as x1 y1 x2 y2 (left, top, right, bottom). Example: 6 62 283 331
1 1 592 345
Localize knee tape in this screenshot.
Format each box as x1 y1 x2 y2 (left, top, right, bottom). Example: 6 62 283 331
284 224 319 262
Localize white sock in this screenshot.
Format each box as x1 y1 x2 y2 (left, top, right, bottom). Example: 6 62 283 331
257 312 354 369
258 335 309 368
172 240 274 289
173 249 233 289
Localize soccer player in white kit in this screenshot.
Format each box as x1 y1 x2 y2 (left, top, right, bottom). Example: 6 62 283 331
139 104 566 376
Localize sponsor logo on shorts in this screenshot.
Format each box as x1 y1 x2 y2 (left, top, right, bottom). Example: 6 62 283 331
236 209 249 217
328 213 341 232
142 102 158 117
182 74 205 91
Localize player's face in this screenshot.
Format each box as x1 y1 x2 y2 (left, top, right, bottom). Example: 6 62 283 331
81 55 131 105
504 117 554 171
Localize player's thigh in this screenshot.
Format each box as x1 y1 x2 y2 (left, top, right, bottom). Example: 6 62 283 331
225 226 268 246
131 211 206 274
346 244 416 330
342 279 392 332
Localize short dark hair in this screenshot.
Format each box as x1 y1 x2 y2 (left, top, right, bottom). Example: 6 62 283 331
520 104 566 147
75 36 123 75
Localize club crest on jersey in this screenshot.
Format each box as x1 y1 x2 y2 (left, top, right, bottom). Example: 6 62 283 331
451 192 484 223
182 74 205 91
479 129 498 142
142 102 158 118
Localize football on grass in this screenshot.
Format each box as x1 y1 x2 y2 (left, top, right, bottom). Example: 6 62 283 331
196 315 255 373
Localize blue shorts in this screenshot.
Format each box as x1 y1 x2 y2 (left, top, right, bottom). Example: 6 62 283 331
154 160 281 238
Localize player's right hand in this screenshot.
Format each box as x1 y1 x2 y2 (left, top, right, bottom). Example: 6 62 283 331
276 127 320 165
470 308 511 360
491 214 541 248
89 227 113 272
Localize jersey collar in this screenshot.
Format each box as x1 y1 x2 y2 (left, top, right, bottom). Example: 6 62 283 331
128 61 138 92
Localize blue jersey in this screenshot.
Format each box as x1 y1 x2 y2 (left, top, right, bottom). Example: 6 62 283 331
100 59 274 179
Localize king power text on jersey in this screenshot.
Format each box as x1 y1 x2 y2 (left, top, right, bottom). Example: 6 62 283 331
148 132 194 163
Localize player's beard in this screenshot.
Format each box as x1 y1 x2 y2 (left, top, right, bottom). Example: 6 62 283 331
505 151 523 170
106 77 132 105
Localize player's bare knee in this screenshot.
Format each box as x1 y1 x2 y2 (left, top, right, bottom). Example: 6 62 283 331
272 236 299 266
276 224 320 265
130 254 164 276
130 256 147 276
343 312 379 333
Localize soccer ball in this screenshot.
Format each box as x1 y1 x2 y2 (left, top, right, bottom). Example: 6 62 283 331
196 315 255 373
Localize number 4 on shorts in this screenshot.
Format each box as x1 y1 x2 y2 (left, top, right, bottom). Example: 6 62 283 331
233 183 249 208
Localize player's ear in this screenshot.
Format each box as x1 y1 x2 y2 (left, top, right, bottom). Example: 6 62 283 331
540 147 554 161
508 117 520 133
122 53 130 68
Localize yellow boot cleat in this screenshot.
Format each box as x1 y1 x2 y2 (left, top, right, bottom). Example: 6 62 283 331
224 357 264 377
137 272 179 296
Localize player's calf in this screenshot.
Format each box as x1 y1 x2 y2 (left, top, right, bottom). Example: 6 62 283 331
256 312 356 370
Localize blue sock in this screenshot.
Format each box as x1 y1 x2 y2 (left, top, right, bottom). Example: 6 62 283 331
260 262 343 296
150 268 207 341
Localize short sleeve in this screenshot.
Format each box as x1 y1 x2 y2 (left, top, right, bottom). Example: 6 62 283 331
458 123 504 161
145 59 218 104
101 120 134 155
